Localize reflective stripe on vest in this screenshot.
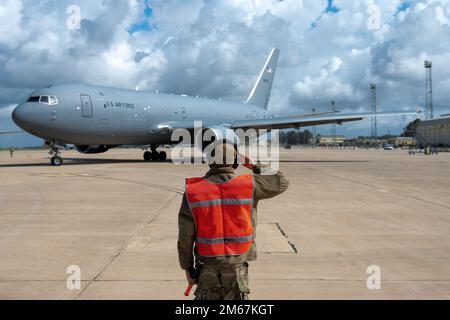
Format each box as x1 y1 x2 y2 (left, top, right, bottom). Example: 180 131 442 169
185 174 254 258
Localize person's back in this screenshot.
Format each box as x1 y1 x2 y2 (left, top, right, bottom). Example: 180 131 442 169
9 147 14 158
178 142 289 300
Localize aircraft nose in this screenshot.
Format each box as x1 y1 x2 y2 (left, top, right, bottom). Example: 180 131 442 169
12 103 33 129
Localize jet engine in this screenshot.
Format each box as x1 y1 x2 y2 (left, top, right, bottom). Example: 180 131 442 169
76 145 112 154
194 126 240 150
198 126 242 167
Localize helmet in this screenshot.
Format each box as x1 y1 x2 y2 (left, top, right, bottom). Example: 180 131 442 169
210 141 238 168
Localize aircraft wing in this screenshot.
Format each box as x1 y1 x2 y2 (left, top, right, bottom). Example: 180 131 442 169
0 131 23 135
230 110 420 130
156 110 420 133
287 111 339 118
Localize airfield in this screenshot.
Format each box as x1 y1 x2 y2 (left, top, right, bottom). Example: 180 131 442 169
0 147 449 300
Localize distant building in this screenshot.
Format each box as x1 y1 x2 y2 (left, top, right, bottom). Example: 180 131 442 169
387 137 417 147
416 116 450 147
344 138 386 148
319 135 345 146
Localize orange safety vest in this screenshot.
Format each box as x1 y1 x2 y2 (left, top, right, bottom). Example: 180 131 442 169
185 174 254 257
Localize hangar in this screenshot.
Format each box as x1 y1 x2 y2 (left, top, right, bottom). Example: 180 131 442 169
416 116 450 147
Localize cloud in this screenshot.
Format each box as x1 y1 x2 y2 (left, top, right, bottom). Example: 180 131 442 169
0 0 27 49
1 0 450 146
292 57 365 104
0 104 17 118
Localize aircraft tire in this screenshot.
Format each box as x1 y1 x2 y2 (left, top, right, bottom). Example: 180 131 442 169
51 156 63 166
144 151 152 161
151 152 160 161
159 151 167 161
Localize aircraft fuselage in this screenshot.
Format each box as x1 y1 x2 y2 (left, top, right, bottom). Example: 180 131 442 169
12 83 272 146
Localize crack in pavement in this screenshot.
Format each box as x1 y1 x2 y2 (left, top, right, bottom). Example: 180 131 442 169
276 222 298 254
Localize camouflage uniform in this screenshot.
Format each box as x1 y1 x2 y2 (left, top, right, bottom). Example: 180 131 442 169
178 164 289 300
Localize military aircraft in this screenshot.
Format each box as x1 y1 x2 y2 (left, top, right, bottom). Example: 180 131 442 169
5 48 418 166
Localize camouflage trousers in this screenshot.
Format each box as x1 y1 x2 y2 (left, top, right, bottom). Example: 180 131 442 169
194 262 250 300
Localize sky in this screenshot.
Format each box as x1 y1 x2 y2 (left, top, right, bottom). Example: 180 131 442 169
1 0 449 147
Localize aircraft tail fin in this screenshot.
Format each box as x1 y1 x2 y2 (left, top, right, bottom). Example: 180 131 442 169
245 48 279 110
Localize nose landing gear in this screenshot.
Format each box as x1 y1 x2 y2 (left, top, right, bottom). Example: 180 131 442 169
51 155 63 166
48 141 64 166
143 145 167 162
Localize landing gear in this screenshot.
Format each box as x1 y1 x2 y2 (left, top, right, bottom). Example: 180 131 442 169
143 151 152 161
151 151 160 161
143 146 168 162
51 156 63 166
48 141 64 166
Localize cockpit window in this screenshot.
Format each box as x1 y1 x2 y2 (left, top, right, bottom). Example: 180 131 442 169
49 96 58 105
27 95 58 105
40 96 49 104
27 96 40 102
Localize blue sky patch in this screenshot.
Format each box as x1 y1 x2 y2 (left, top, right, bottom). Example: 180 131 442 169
310 0 339 28
128 0 157 34
326 0 339 14
395 1 413 15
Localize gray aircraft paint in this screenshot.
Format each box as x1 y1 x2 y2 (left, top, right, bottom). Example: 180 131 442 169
12 83 272 146
245 48 279 110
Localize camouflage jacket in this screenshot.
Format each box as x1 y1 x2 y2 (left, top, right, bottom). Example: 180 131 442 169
177 165 289 270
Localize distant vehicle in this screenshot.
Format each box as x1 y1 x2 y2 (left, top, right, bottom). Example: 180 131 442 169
384 144 394 150
284 144 292 150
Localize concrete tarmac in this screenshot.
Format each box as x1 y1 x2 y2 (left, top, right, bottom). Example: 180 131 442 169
0 147 449 300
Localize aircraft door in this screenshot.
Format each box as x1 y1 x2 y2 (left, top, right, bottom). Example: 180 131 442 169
80 94 93 118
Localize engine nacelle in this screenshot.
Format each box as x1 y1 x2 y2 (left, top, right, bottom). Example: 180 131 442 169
76 145 112 154
199 127 241 167
197 126 240 151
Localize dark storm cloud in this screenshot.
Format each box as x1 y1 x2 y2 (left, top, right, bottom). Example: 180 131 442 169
78 0 131 49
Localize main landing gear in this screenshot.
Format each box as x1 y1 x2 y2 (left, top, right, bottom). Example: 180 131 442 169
143 145 167 162
48 142 64 166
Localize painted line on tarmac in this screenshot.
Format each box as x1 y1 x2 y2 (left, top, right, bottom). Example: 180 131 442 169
28 172 184 195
